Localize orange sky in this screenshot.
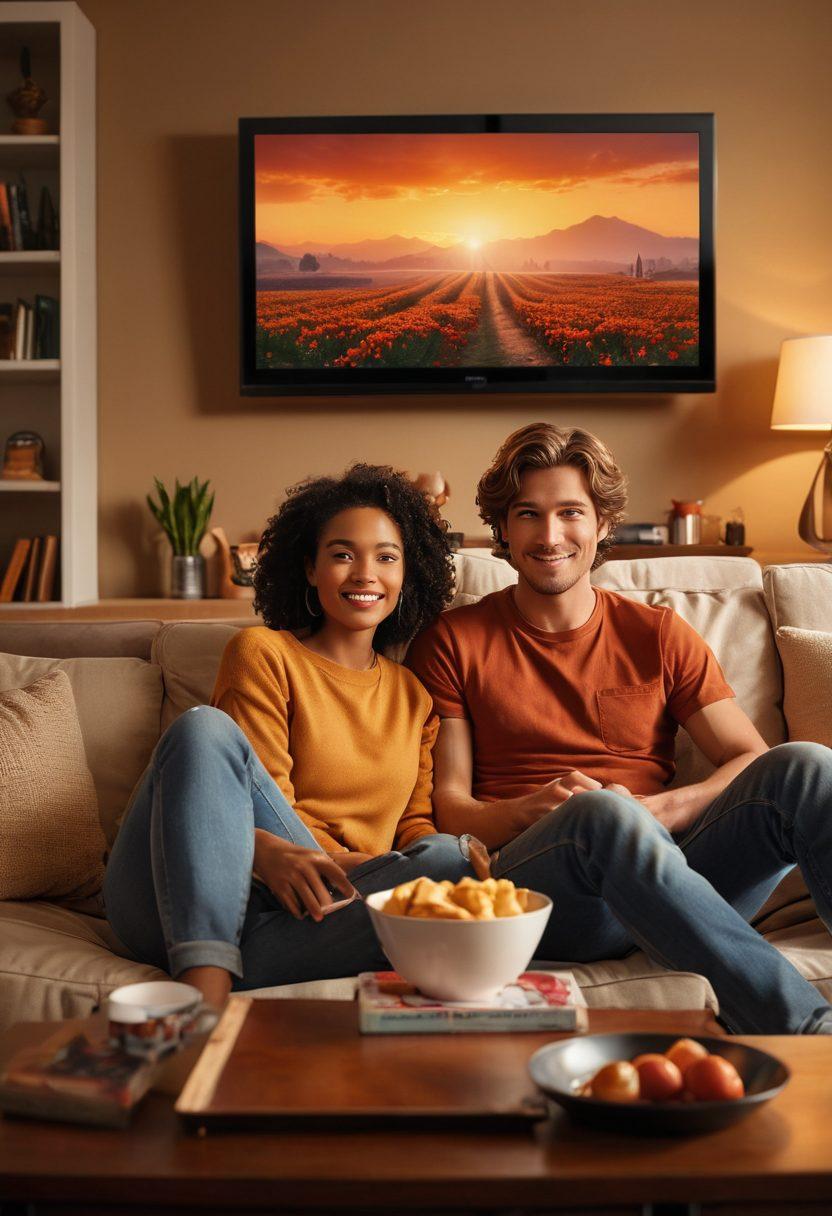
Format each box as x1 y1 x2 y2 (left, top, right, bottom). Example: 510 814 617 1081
254 132 699 249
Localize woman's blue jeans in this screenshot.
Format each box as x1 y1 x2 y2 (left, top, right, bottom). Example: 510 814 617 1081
493 742 832 1034
104 706 473 990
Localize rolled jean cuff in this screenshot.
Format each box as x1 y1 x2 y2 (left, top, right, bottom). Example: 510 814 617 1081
167 939 244 980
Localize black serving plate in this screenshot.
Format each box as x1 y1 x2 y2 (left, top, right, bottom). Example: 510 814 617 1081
528 1033 790 1135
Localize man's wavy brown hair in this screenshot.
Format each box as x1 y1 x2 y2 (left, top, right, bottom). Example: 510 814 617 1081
476 423 628 565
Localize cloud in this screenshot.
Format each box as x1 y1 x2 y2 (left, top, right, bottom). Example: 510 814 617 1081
254 132 699 206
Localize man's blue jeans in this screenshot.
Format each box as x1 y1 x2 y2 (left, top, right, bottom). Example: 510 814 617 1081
104 706 473 989
493 742 832 1034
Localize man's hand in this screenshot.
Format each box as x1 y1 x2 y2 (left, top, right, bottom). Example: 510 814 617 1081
509 770 603 834
601 782 705 836
256 836 356 922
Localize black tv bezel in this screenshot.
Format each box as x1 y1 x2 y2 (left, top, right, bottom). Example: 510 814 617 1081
239 113 715 396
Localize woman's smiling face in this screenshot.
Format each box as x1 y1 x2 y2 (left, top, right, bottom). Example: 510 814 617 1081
305 506 405 635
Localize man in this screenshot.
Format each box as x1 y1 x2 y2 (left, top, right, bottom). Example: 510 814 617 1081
408 422 832 1034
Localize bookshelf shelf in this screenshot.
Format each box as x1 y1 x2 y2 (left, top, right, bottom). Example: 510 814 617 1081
0 358 60 380
0 134 59 169
0 251 60 275
0 3 96 606
0 480 61 491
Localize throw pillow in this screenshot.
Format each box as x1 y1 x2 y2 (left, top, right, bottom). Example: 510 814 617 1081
776 626 832 747
0 669 106 901
0 652 163 844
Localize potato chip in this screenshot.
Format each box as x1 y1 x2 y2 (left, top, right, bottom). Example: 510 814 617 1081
382 875 532 921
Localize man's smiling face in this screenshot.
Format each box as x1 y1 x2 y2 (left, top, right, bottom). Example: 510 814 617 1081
502 465 609 598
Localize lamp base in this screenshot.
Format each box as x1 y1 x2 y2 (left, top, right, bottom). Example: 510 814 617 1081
798 440 832 555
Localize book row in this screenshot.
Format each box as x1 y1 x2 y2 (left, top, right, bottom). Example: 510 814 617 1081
0 295 59 360
0 536 59 603
0 179 59 252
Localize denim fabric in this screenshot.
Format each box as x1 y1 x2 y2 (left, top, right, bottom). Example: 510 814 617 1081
104 706 473 988
493 743 832 1034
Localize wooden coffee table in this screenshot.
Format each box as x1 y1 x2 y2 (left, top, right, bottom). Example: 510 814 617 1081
2 1001 831 1215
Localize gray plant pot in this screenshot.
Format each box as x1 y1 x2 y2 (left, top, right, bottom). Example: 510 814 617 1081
171 554 205 599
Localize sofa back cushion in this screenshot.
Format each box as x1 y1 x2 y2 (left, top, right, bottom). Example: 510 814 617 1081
149 555 786 793
763 562 832 633
592 557 785 783
0 653 163 845
451 553 784 786
153 622 245 730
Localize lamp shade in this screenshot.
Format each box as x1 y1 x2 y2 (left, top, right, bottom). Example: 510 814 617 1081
771 335 832 430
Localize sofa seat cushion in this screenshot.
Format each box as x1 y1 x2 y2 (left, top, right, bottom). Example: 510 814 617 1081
245 954 719 1012
0 900 166 1030
0 652 163 845
763 917 832 1002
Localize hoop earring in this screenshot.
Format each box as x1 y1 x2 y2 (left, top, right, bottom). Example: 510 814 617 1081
397 589 405 625
305 586 322 618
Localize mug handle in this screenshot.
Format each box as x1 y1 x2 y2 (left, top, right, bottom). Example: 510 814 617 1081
189 1001 220 1036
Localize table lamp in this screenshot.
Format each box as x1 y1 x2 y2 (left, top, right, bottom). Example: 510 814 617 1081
770 334 832 554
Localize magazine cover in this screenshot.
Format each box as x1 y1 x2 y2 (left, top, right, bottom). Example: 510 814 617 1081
358 970 586 1035
0 1026 156 1128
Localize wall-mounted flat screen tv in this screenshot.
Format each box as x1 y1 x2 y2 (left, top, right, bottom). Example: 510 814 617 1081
239 114 715 396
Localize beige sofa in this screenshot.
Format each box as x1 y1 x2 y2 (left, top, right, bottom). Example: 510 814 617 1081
1 552 830 1032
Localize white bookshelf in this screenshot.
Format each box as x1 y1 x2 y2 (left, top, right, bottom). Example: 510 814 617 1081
0 2 96 606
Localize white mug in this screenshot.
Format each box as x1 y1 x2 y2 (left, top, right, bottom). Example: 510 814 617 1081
107 980 217 1060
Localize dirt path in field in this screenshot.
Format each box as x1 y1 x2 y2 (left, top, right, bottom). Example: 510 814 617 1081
463 272 545 366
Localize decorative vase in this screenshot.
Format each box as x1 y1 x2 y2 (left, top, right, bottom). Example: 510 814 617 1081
171 554 205 600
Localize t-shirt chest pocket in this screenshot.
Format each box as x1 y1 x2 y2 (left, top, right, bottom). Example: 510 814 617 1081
596 681 664 754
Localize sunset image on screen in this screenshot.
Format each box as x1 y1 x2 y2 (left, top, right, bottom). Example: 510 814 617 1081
254 131 700 371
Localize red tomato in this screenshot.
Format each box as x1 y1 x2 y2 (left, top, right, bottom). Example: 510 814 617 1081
632 1053 684 1101
684 1055 745 1101
665 1037 709 1077
590 1060 640 1103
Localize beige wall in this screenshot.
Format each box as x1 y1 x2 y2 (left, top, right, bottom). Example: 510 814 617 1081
76 0 832 596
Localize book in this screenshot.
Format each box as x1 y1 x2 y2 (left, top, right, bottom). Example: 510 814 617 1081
16 176 34 251
358 970 586 1035
36 534 58 602
20 535 42 602
0 1024 156 1129
37 185 59 251
34 294 59 359
0 302 12 359
0 183 11 251
0 538 31 602
23 297 34 360
13 298 27 360
8 183 23 251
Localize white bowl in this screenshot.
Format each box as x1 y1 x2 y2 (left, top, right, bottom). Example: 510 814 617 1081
364 887 552 1002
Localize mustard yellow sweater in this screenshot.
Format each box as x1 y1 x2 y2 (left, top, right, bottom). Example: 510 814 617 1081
211 627 438 855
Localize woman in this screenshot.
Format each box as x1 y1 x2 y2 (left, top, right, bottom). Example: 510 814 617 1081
104 464 473 1008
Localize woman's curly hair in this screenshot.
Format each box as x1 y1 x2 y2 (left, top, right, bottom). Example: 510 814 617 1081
253 463 455 649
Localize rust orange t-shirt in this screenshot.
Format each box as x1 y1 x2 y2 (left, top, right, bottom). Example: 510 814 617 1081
406 586 734 799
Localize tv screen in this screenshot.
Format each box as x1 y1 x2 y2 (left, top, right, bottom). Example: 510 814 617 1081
239 114 714 396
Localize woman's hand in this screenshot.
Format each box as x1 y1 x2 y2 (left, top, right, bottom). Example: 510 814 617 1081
255 835 357 922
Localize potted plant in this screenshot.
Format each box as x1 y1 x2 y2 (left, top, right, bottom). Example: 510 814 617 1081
147 476 215 599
